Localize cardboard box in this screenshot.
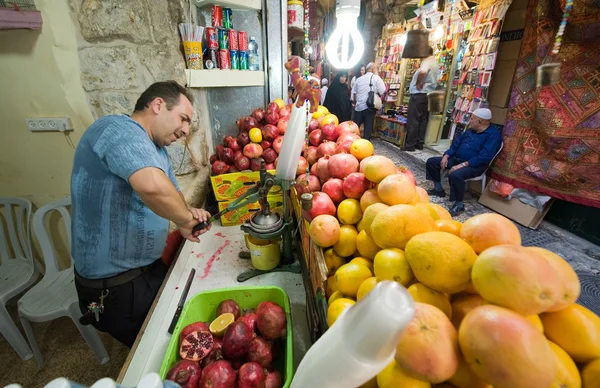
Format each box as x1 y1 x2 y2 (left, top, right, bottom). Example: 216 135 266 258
218 194 283 226
210 170 280 201
478 183 554 229
488 60 518 108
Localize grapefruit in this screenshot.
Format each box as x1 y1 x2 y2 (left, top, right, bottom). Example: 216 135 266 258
327 298 354 326
373 248 413 286
360 188 382 211
371 204 435 249
582 358 600 388
434 219 463 236
526 315 544 333
460 213 521 253
360 203 389 236
333 224 358 257
450 294 485 329
377 359 431 388
363 155 397 183
350 257 374 275
377 174 417 205
449 353 492 388
323 248 346 276
337 198 362 225
356 277 377 301
408 283 452 319
308 214 340 247
349 139 374 160
355 230 380 259
334 263 372 298
547 340 581 388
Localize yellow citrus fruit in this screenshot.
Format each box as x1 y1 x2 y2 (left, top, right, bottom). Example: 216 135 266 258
526 315 544 333
377 359 431 388
460 213 521 254
407 283 452 319
356 277 378 301
209 313 235 337
273 98 285 109
378 174 417 205
547 340 581 388
326 275 338 299
337 198 363 225
321 113 339 126
373 248 413 286
355 230 380 259
334 262 373 297
429 203 452 220
356 218 367 233
333 224 358 257
434 219 463 236
415 187 429 203
350 139 374 161
360 188 382 212
582 358 600 388
324 248 346 276
350 257 374 275
327 298 355 326
312 105 328 119
359 377 378 388
328 290 345 305
249 127 262 143
363 155 397 183
371 204 435 249
361 203 389 236
405 231 478 293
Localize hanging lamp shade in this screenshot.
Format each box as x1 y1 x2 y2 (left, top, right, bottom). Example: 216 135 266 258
401 30 431 58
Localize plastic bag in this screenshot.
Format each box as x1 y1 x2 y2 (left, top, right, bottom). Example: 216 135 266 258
489 179 514 198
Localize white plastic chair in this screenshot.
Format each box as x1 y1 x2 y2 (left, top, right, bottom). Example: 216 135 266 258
0 197 38 360
17 197 109 366
465 142 504 193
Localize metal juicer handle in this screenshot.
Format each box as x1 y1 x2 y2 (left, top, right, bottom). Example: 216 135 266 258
192 212 223 233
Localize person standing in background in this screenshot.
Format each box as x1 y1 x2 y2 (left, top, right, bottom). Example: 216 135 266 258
351 62 385 140
350 64 366 103
320 78 329 105
323 71 352 122
403 47 439 151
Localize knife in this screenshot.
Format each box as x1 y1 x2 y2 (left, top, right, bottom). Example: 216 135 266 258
168 268 196 334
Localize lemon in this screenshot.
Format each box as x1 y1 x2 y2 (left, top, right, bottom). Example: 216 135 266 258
434 219 463 236
360 203 389 236
371 204 435 249
407 283 452 319
373 248 413 286
334 263 372 297
357 277 378 301
328 290 346 305
337 199 363 225
273 98 285 109
356 218 367 233
209 313 235 337
350 257 374 275
350 139 374 161
249 127 262 143
312 105 328 119
333 224 358 257
327 298 355 326
324 248 346 276
377 360 431 388
326 275 338 299
356 230 380 259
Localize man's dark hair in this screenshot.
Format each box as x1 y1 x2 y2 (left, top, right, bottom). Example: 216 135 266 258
134 81 194 112
428 47 434 55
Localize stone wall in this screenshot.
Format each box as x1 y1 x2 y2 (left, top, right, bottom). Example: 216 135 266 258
68 0 211 208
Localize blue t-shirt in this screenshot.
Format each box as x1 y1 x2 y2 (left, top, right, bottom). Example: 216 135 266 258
71 115 180 279
444 126 502 168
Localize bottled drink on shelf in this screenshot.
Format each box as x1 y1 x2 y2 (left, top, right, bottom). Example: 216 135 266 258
248 36 260 71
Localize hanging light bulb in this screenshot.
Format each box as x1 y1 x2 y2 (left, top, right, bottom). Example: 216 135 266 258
325 0 364 69
432 23 444 41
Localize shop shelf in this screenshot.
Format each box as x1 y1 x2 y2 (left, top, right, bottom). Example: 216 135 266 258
194 0 261 10
185 69 265 88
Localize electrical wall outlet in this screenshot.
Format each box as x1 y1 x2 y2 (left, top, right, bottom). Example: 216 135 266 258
26 117 74 132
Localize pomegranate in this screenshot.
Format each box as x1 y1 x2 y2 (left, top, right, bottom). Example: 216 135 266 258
337 120 360 136
227 138 241 152
337 132 360 145
238 312 258 332
317 142 336 158
238 362 266 388
237 132 251 147
294 156 307 176
397 165 417 185
231 360 244 370
262 124 279 142
256 302 287 340
328 153 359 179
306 146 319 165
212 161 229 175
268 102 280 112
250 158 263 171
229 166 239 173
219 147 234 165
166 359 202 388
295 173 321 195
277 118 288 135
310 162 317 176
265 370 283 388
265 162 275 170
265 110 279 125
179 330 213 362
216 144 224 156
243 143 263 159
216 299 241 320
245 117 259 131
315 156 332 182
343 173 370 199
279 106 290 119
236 117 248 132
260 141 272 150
309 129 323 146
234 150 243 160
180 321 210 344
222 320 255 360
321 123 339 141
223 135 234 146
251 108 265 123
263 148 277 164
210 154 218 164
272 136 284 154
270 340 281 362
308 118 320 133
248 337 273 368
201 337 223 369
322 178 346 203
335 139 354 154
199 360 236 388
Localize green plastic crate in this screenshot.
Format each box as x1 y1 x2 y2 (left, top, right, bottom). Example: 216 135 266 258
159 286 294 387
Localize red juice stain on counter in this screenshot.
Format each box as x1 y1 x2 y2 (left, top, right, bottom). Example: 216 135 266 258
200 239 231 279
215 232 226 238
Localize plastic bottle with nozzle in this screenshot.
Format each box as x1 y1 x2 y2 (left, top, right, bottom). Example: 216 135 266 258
275 98 309 181
290 281 415 388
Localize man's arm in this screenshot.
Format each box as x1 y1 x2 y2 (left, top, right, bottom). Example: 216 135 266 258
467 132 502 168
376 77 386 95
444 133 462 158
416 70 428 90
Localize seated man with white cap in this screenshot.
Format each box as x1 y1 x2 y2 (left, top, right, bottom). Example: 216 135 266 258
425 108 502 216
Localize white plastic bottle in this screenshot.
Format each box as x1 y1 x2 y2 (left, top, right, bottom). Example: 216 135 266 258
248 37 260 71
290 281 415 388
275 98 308 181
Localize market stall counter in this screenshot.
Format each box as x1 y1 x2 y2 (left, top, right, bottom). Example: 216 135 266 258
117 223 311 387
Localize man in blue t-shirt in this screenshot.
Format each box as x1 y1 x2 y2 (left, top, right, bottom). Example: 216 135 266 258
425 108 502 216
71 81 210 347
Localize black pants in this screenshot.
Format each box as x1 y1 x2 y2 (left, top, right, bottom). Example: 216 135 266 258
426 156 488 202
405 93 429 149
75 259 168 347
352 108 376 140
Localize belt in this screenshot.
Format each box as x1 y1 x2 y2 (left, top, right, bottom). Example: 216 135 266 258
74 262 155 289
